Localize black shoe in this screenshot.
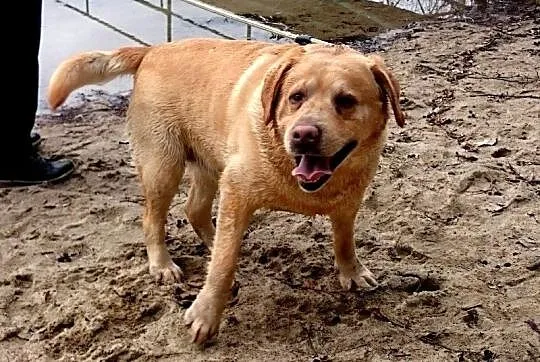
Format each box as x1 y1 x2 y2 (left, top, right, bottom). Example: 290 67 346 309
0 154 75 187
31 132 42 148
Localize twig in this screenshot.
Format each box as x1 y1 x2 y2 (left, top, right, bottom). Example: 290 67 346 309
525 320 540 335
526 260 540 271
416 0 426 14
274 276 378 296
148 352 192 358
507 162 538 186
331 343 370 359
469 90 540 99
365 308 480 356
418 332 480 355
461 303 482 311
415 63 447 76
467 73 540 84
303 323 320 357
367 307 408 329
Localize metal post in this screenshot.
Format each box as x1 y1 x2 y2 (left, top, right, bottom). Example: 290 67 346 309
246 24 252 40
416 0 426 14
166 0 172 42
85 0 89 14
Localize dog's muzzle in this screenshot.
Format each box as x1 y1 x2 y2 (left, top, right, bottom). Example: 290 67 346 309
291 140 358 192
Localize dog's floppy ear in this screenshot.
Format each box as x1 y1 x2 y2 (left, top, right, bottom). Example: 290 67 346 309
369 55 406 127
261 48 303 126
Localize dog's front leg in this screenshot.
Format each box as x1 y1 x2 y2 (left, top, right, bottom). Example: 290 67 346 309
184 181 253 345
330 207 378 290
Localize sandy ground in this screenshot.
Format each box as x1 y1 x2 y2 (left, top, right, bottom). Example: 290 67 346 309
1 4 539 362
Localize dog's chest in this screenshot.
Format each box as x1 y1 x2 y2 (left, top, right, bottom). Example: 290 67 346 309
261 180 364 216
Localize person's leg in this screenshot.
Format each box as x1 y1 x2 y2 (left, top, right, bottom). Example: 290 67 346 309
28 0 43 149
4 0 41 154
0 0 74 186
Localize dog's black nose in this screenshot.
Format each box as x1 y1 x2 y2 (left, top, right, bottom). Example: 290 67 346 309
291 124 321 149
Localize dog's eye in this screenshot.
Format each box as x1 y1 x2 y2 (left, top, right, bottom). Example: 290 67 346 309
334 94 358 111
289 91 305 104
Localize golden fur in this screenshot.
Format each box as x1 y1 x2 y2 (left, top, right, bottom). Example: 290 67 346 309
48 38 405 345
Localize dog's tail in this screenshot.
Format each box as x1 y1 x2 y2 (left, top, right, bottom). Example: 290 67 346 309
48 46 150 110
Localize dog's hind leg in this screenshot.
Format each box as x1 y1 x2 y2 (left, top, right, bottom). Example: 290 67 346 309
185 165 218 247
137 144 185 283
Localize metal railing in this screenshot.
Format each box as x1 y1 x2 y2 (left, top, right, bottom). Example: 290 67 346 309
56 0 150 46
175 0 330 45
132 0 236 41
56 0 331 46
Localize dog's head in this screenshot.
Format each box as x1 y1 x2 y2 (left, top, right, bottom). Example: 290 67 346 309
261 45 405 193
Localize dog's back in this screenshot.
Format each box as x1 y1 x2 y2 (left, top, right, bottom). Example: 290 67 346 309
48 38 296 171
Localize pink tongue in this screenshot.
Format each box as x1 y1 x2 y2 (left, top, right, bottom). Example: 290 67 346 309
292 155 332 182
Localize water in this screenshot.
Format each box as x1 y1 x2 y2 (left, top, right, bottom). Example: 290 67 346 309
371 0 473 14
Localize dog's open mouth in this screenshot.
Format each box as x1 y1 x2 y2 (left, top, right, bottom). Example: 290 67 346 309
291 140 358 192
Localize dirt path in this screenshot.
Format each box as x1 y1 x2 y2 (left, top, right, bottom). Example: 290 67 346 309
1 5 539 362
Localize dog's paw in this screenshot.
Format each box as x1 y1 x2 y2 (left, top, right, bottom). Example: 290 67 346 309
149 261 183 283
338 261 378 290
184 293 221 345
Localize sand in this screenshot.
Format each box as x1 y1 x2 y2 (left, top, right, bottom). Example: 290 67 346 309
1 3 538 361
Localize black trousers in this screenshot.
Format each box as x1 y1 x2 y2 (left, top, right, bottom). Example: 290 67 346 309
1 1 42 160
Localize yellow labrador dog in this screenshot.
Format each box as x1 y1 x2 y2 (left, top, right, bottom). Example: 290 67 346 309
48 38 405 344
